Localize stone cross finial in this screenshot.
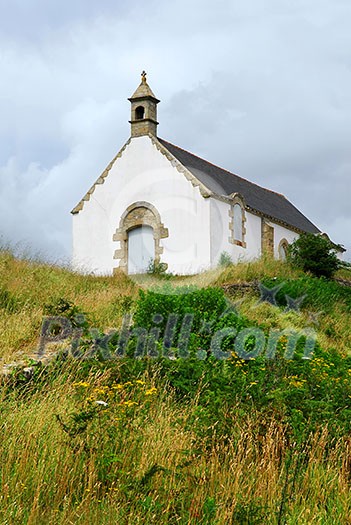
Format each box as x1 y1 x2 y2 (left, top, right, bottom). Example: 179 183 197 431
141 70 147 83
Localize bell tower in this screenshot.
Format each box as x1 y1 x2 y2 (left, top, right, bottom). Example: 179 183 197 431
128 71 160 138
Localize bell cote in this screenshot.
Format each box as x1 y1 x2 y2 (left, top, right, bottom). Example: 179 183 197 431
128 71 160 138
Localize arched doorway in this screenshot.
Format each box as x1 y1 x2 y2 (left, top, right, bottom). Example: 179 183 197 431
112 201 169 274
127 225 154 274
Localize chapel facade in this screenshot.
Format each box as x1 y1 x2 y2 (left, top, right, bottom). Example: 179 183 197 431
72 73 339 275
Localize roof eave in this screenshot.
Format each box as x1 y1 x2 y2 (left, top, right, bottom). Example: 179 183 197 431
150 136 214 198
128 95 160 104
207 192 319 235
70 137 131 215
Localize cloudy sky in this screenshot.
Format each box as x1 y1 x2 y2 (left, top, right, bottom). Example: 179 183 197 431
0 0 350 262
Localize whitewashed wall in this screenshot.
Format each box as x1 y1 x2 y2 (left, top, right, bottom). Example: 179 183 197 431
272 222 298 257
209 198 262 265
73 136 211 275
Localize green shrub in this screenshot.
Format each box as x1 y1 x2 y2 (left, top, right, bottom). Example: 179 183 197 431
129 286 249 359
133 286 227 327
288 233 340 279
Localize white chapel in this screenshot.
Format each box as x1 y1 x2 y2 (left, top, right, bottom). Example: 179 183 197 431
72 72 338 275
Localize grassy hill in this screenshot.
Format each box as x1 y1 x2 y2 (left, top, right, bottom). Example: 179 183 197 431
1 248 351 524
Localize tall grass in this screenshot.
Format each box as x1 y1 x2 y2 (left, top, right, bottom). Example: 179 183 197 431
1 363 351 524
0 250 137 362
1 247 351 361
1 250 351 523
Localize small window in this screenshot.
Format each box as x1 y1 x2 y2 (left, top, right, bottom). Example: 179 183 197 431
229 197 246 247
135 106 145 120
278 239 289 260
233 203 243 242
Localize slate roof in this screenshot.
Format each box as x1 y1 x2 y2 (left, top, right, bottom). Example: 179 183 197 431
159 138 320 234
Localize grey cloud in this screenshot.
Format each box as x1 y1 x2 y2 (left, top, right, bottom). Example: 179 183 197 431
0 1 144 43
0 0 350 259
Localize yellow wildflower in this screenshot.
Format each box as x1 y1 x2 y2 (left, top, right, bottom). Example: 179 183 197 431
73 381 90 388
145 387 157 396
122 400 138 407
112 384 124 390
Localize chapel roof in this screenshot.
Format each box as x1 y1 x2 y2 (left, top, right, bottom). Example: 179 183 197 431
158 138 320 234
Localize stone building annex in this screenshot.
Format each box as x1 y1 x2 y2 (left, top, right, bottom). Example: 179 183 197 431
72 72 341 275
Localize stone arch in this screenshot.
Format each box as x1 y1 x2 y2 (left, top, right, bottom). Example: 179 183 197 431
228 193 247 248
278 238 289 260
112 201 169 273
